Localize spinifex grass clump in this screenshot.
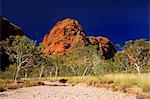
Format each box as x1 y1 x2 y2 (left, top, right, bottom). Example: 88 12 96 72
98 73 150 92
136 74 150 92
47 73 150 93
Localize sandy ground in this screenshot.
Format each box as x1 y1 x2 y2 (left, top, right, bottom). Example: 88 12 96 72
0 84 136 99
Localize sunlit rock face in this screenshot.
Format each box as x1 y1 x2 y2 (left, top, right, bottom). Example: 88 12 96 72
42 18 116 59
42 18 85 55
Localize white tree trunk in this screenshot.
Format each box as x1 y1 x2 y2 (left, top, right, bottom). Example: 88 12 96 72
55 66 58 77
24 68 28 79
125 51 141 75
49 72 52 77
125 68 128 74
135 66 140 75
39 66 45 80
82 66 88 78
14 67 20 81
71 66 76 75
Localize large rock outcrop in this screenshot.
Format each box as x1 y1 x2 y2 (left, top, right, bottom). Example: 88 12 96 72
96 36 116 59
0 17 24 71
42 18 85 55
87 36 116 59
0 17 23 41
42 18 116 59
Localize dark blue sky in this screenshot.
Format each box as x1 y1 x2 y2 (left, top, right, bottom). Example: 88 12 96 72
1 0 149 48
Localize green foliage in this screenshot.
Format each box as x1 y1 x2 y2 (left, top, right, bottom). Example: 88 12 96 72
92 63 105 75
123 39 150 74
0 36 149 80
0 36 42 80
111 39 150 74
62 43 103 76
124 39 150 65
116 44 121 48
0 64 17 79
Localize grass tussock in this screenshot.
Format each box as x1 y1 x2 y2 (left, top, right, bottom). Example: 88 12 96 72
0 73 149 97
0 78 42 91
46 73 150 93
45 76 99 85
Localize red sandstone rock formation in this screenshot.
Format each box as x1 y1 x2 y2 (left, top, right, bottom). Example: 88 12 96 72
96 36 116 59
86 36 116 59
42 18 85 55
42 18 116 59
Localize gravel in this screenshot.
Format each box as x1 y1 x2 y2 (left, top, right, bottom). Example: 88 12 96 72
0 85 136 99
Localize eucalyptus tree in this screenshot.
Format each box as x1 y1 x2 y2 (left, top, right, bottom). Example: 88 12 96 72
123 39 150 74
0 36 41 80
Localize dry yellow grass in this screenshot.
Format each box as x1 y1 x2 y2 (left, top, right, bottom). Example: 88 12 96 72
101 73 150 92
0 79 40 90
45 73 150 93
0 73 149 97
